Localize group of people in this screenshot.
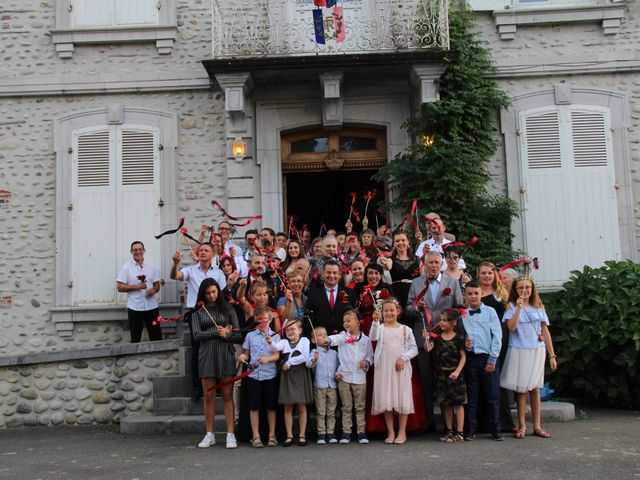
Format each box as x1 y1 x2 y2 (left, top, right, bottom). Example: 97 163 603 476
116 213 558 450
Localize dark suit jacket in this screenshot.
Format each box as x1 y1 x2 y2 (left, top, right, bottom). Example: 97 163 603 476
304 285 355 336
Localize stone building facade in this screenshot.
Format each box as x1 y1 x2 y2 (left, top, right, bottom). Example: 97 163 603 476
0 0 637 427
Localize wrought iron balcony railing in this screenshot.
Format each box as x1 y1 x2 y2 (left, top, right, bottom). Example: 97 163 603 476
212 0 449 58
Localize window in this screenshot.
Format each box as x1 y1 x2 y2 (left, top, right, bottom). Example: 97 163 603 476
281 127 386 172
518 105 621 286
53 106 178 336
71 125 160 306
71 0 159 28
51 0 177 58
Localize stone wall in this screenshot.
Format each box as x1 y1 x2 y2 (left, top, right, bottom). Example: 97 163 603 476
0 342 180 428
0 0 212 80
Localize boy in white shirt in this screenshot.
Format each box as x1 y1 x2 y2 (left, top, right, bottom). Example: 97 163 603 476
325 309 374 444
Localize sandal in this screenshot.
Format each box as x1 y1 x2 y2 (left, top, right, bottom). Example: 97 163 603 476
446 432 464 443
298 436 307 447
440 430 454 442
267 436 278 447
250 437 264 448
533 429 552 438
283 437 294 447
514 429 527 439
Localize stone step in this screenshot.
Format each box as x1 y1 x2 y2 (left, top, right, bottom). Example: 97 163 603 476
121 401 575 435
154 396 225 415
153 375 194 398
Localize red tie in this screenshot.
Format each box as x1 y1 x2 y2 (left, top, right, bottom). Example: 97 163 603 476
329 288 335 310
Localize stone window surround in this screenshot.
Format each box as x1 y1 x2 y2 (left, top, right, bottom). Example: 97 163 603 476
53 106 179 337
493 1 627 40
50 0 178 58
500 87 637 264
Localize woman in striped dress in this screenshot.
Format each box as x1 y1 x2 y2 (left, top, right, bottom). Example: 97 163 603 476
191 278 242 449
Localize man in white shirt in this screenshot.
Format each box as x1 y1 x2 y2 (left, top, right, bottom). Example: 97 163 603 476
171 243 226 308
171 242 226 399
116 241 162 343
415 214 466 271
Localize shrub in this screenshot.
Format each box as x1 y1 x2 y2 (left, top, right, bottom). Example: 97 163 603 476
545 260 640 409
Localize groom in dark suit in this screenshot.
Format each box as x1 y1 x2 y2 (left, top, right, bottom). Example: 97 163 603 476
305 259 355 336
407 251 463 429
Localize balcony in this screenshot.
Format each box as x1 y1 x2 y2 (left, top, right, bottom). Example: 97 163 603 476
211 0 450 59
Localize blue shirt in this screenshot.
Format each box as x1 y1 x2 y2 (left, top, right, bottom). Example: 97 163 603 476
276 295 306 320
503 304 549 350
461 303 502 365
242 329 280 381
306 347 339 389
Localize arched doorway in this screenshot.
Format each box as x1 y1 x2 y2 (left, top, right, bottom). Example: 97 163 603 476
281 127 387 236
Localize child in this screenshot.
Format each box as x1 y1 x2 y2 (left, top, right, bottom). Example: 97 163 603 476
306 326 340 445
425 308 467 443
267 320 313 446
501 277 558 439
238 307 281 448
238 280 282 332
370 298 418 444
460 281 503 441
325 308 374 444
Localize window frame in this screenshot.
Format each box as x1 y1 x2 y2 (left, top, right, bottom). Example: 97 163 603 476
51 0 178 58
53 106 179 336
500 87 636 287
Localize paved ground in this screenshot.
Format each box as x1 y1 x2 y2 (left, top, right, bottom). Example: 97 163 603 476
0 407 638 480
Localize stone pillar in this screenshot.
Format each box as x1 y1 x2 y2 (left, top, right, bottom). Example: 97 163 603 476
214 73 259 236
319 72 344 130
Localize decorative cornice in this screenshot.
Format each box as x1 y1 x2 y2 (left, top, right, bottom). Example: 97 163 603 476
50 25 179 58
493 3 627 40
0 73 211 97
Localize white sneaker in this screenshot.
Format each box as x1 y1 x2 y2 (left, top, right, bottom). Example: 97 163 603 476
226 432 238 449
198 433 215 448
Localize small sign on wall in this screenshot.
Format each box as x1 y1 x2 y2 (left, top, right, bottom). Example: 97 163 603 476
0 295 12 308
0 189 11 209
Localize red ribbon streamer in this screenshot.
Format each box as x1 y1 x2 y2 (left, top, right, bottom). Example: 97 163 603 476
499 258 539 275
410 199 418 232
350 206 361 223
212 200 262 228
444 236 479 250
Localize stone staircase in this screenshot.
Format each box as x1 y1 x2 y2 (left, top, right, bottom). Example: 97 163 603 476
120 326 576 436
120 328 224 435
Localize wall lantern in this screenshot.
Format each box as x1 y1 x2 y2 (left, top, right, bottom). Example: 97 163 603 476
232 137 246 160
421 134 435 147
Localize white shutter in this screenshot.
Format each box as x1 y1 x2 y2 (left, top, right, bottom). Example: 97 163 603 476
71 127 118 305
524 111 561 169
70 0 113 27
115 0 159 25
77 131 111 186
571 111 608 168
520 106 621 287
71 125 162 306
121 130 156 185
116 127 161 305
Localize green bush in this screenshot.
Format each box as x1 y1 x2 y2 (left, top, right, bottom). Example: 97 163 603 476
545 260 640 409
